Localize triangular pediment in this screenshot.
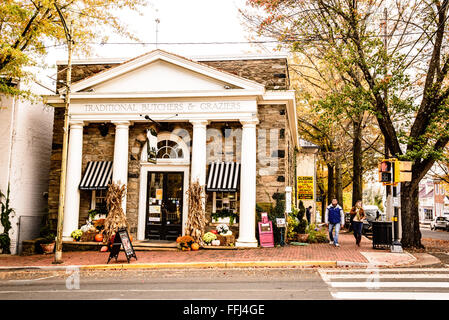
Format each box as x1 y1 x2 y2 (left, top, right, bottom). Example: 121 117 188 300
68 50 265 94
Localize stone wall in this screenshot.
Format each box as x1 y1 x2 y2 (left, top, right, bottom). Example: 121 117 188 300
256 104 294 205
78 123 116 226
201 59 289 90
57 58 289 91
48 108 64 222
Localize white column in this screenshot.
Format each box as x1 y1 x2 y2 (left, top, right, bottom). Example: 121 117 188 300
112 121 130 213
62 121 84 240
190 120 208 186
236 118 259 247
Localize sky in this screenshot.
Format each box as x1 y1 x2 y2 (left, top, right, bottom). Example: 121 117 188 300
47 0 279 62
37 0 281 91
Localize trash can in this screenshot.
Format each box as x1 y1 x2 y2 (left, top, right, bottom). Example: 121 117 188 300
371 221 392 249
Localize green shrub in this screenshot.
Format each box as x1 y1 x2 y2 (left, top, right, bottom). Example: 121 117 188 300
0 186 14 254
306 223 328 244
287 215 299 240
0 233 10 253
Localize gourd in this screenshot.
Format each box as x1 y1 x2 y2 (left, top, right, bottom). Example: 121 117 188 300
211 239 220 246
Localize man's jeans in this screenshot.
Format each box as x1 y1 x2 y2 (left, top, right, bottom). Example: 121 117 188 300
329 223 341 245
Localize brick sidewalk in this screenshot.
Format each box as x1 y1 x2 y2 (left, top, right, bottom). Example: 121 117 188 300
0 232 379 267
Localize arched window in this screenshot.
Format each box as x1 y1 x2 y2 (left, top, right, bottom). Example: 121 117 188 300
157 139 184 159
141 131 190 164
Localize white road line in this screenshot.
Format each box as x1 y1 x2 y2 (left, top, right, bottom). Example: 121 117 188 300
7 275 59 283
324 274 449 279
332 291 449 300
330 281 449 288
0 288 320 294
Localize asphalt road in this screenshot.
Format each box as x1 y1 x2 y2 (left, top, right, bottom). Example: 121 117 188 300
1 266 449 301
420 228 449 241
0 268 331 300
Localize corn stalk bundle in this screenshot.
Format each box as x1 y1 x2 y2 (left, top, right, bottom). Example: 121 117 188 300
103 183 129 243
185 181 207 246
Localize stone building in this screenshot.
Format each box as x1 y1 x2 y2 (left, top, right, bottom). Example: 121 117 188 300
45 50 299 247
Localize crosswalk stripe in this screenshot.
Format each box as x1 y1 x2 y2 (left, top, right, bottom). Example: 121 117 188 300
319 267 449 300
324 274 449 279
331 291 449 300
330 281 449 288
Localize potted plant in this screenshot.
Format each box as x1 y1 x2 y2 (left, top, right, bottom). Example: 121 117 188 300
88 204 108 221
202 232 217 246
212 208 238 225
71 229 83 241
38 219 56 254
40 233 56 254
176 235 194 250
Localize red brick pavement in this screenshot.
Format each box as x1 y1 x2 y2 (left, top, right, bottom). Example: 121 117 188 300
0 232 379 267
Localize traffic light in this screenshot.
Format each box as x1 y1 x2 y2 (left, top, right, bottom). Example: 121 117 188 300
379 159 393 184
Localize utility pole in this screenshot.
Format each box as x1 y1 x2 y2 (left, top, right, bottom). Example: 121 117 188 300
53 4 74 264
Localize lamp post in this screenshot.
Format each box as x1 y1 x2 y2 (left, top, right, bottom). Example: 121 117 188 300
53 4 74 264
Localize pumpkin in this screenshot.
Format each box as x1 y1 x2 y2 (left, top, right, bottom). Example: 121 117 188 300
191 243 200 251
100 246 108 252
176 236 182 243
94 233 104 242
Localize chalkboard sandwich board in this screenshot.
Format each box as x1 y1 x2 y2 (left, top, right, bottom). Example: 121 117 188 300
107 228 138 264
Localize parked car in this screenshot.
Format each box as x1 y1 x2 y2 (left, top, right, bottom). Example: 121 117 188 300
430 217 448 231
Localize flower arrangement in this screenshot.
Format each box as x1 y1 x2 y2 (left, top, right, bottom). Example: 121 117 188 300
71 229 83 241
176 235 195 250
216 224 232 235
202 232 217 245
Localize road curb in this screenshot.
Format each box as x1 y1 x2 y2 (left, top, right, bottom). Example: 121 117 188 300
80 260 339 270
0 253 424 271
0 260 339 271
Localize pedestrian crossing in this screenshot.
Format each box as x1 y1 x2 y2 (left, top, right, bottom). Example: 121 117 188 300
318 268 449 300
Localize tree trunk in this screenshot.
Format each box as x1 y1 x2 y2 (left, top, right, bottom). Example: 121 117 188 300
335 157 343 207
352 120 363 206
400 181 423 249
327 163 335 205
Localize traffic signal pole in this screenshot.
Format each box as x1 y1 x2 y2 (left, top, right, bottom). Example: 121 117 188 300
379 158 403 252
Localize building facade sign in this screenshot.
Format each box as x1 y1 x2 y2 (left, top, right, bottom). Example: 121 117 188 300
70 100 255 115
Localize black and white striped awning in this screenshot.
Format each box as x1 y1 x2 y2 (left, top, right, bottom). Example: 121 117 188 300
206 162 240 192
79 161 113 190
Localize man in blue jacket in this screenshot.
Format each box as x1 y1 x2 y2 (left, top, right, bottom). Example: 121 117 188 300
325 198 345 247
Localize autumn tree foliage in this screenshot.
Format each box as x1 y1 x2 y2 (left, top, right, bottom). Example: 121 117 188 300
242 0 449 248
0 0 146 97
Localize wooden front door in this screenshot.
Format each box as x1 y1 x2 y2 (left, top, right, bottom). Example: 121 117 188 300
145 172 184 241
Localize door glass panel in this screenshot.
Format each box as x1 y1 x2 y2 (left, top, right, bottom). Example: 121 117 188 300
148 173 164 225
165 173 183 225
146 171 183 240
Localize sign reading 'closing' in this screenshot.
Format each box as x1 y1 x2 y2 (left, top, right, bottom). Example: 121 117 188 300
297 176 314 200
